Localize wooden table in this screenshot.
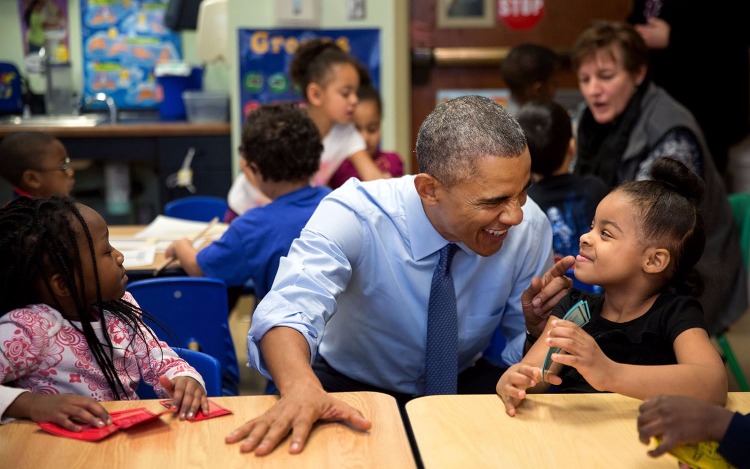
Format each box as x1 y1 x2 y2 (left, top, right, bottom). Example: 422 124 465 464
406 392 750 468
110 225 174 274
0 392 415 468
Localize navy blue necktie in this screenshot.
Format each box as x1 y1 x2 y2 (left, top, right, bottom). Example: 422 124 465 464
424 243 459 395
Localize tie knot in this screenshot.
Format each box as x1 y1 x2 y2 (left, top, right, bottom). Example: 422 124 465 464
438 243 459 272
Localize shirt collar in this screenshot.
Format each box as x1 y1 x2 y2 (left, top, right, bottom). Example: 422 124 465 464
404 177 454 261
12 187 35 199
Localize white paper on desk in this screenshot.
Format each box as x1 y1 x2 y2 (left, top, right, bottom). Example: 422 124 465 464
110 239 157 268
134 215 228 242
153 239 205 253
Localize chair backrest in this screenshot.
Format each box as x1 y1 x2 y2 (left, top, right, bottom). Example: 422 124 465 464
137 347 223 399
728 192 750 268
164 196 229 222
127 277 239 395
717 193 750 391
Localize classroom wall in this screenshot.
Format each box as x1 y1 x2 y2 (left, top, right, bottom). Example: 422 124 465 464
0 1 411 175
226 0 409 175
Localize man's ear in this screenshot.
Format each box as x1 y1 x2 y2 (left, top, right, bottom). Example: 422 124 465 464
643 248 670 274
21 169 42 190
48 273 71 298
414 173 439 206
306 82 323 106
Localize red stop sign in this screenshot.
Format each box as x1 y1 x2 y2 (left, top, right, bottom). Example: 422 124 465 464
498 0 544 30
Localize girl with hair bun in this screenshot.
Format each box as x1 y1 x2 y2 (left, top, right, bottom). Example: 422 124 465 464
497 157 727 416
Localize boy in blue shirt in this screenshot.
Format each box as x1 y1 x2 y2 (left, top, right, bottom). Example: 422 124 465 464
518 100 608 260
166 103 330 299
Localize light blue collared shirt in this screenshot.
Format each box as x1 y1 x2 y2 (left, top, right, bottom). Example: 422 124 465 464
248 176 553 396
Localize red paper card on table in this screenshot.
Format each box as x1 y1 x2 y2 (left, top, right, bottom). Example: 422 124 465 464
38 407 171 441
159 399 232 421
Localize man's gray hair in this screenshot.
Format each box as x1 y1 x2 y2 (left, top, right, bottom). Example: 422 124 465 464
416 95 527 187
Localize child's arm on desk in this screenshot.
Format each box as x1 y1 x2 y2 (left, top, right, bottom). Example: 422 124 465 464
158 375 209 421
546 323 727 405
496 319 561 416
165 239 204 276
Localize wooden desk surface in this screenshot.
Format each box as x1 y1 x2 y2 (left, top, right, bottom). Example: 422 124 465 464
406 392 750 468
0 392 415 469
108 225 173 272
110 225 147 237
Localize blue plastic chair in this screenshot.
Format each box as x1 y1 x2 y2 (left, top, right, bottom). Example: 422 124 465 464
128 277 240 396
136 347 223 399
164 196 229 222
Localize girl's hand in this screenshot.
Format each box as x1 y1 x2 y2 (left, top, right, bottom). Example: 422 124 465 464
496 364 544 417
545 319 614 390
159 375 209 420
9 392 112 431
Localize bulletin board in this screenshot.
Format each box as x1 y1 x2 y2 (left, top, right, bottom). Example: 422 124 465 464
237 28 381 122
79 0 182 110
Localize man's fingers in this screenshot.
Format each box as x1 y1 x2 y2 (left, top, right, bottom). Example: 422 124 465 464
240 424 269 454
287 420 314 454
255 418 297 456
347 412 373 432
544 256 575 282
226 421 254 444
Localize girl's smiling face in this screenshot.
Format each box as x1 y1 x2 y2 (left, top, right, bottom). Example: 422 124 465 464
575 191 648 289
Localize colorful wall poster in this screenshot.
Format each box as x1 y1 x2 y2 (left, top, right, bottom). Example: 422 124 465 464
79 0 182 110
238 28 380 121
18 0 70 58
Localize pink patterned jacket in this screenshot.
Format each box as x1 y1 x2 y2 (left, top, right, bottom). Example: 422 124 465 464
0 292 204 421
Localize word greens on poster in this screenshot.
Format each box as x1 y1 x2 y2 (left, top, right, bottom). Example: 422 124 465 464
238 28 380 121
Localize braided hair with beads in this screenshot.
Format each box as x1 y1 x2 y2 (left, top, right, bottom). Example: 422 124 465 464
0 196 163 399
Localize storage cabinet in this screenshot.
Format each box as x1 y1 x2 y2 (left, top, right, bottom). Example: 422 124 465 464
0 122 233 224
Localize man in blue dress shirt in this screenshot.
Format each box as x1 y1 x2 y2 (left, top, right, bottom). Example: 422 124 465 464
226 95 575 455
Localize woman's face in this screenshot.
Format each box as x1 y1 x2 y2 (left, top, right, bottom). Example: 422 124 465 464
576 46 646 124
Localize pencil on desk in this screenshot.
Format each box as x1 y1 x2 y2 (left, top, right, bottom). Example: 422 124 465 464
152 216 219 277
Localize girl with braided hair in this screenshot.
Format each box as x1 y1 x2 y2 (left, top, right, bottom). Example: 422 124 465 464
0 197 208 431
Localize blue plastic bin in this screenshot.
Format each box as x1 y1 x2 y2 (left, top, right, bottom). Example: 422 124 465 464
156 65 203 121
